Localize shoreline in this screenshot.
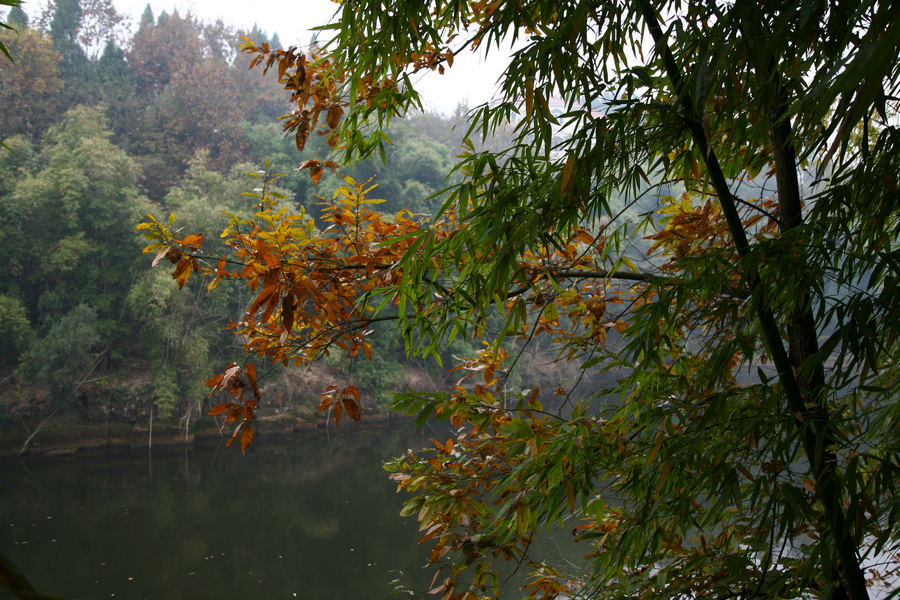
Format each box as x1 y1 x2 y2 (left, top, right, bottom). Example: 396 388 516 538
0 411 403 458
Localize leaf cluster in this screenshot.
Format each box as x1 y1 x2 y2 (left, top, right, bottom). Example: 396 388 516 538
144 1 900 599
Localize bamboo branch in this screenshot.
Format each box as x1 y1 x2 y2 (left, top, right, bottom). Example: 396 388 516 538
638 4 869 599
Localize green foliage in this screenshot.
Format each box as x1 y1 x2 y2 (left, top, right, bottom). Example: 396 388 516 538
0 0 587 435
0 295 33 368
5 3 25 29
18 304 100 404
49 0 82 46
0 134 35 194
352 327 408 402
239 2 900 599
349 117 458 215
1 106 149 382
150 365 179 419
49 0 96 107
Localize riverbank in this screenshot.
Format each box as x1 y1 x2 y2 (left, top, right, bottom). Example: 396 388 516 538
0 360 443 457
0 410 403 457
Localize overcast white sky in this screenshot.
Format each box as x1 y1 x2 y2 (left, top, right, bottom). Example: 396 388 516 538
20 0 510 114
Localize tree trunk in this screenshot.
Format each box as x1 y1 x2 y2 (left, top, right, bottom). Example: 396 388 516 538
638 3 870 598
764 68 869 600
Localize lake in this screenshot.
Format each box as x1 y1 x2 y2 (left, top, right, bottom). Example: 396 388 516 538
0 423 443 600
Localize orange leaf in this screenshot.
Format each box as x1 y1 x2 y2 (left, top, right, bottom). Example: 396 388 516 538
574 230 594 245
205 371 226 392
240 425 255 453
295 126 308 151
342 397 361 421
433 438 454 454
245 363 260 399
208 402 234 416
250 284 280 316
325 105 343 129
173 259 192 288
263 252 280 269
298 159 323 184
333 399 343 425
225 421 247 448
260 289 281 324
182 233 203 249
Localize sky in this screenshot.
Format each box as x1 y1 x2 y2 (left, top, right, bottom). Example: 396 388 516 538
21 0 511 115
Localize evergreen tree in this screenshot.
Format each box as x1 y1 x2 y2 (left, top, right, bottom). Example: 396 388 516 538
48 0 80 45
6 4 26 28
137 3 153 32
95 39 139 144
48 0 94 107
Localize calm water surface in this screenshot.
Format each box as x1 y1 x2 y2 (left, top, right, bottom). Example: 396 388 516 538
0 424 440 600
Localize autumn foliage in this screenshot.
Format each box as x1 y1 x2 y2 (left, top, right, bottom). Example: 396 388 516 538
139 172 427 448
139 2 900 600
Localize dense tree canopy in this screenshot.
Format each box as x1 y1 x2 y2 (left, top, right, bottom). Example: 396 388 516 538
1 0 475 437
2 107 151 400
0 26 64 138
142 0 900 599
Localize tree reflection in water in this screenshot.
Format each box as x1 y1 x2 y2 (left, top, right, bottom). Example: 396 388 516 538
0 424 434 600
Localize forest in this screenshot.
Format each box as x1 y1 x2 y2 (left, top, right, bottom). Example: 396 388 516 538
0 0 498 446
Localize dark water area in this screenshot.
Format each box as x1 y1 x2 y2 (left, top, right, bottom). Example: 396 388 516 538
0 424 441 600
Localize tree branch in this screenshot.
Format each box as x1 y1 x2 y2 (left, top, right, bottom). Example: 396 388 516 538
638 4 869 599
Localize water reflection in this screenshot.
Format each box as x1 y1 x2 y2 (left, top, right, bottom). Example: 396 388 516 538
1 424 434 600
